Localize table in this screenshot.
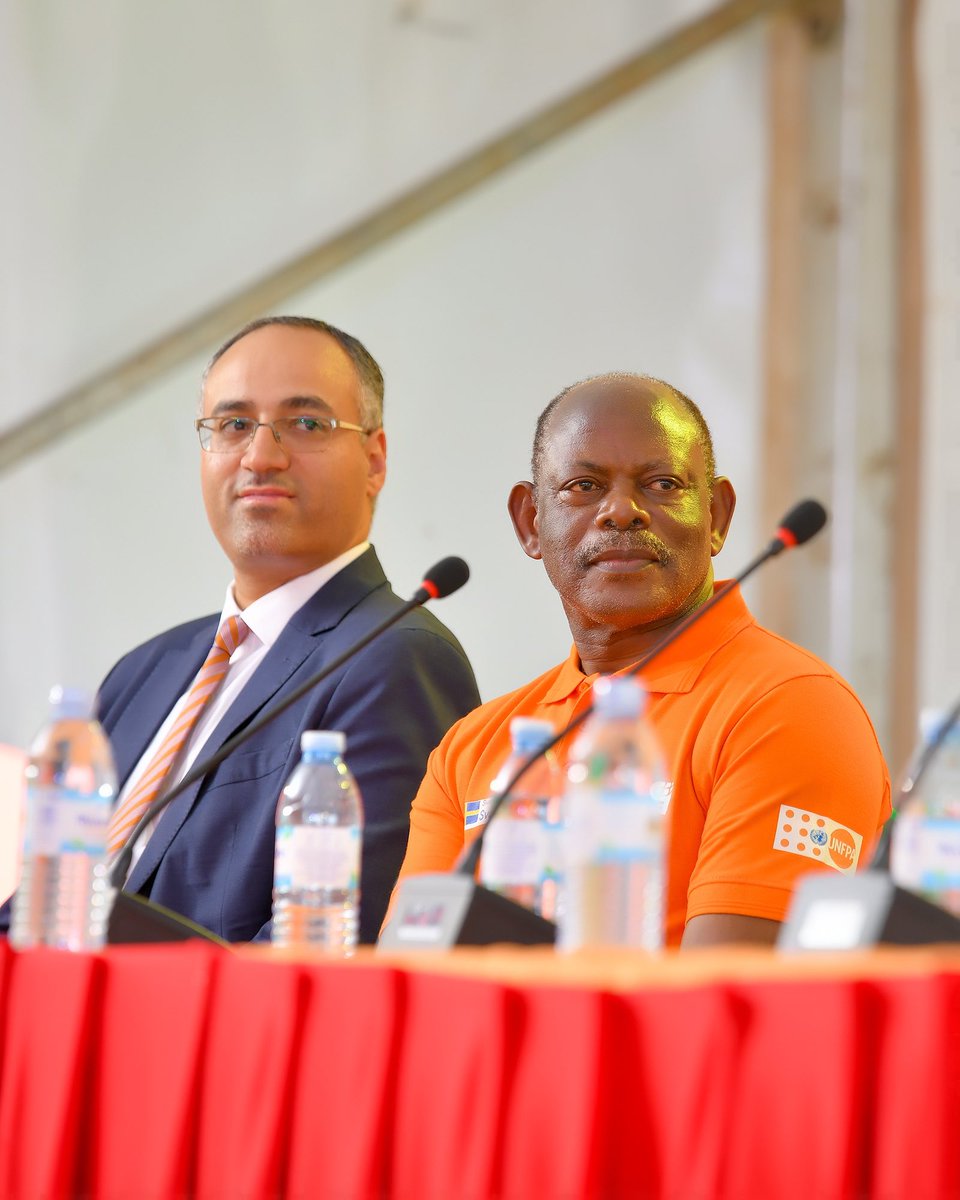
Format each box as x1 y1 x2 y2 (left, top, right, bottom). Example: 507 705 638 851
0 939 958 1198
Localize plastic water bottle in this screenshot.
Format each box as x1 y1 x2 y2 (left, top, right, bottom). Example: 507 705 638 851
891 708 960 915
559 675 667 951
479 717 561 919
10 686 117 951
272 730 363 953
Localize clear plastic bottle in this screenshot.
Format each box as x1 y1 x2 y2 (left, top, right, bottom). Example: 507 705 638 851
272 730 363 953
10 686 117 951
479 717 561 919
890 708 960 915
559 675 668 951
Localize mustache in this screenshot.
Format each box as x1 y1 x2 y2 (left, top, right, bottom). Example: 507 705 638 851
575 533 673 570
237 473 295 490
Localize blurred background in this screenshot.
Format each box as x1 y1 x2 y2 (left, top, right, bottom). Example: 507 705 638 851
0 0 953 777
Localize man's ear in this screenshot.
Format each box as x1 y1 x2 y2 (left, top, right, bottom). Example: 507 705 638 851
508 481 542 560
365 428 387 500
709 477 736 556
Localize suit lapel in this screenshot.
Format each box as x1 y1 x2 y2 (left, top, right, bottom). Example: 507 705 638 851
125 549 389 895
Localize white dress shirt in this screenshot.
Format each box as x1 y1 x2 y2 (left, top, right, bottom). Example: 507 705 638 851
119 542 369 864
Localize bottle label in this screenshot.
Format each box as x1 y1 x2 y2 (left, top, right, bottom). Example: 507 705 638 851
480 817 549 888
595 788 664 863
274 825 360 891
892 814 960 890
23 786 111 856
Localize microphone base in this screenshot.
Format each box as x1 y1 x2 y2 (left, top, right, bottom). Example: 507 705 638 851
107 891 228 946
378 873 557 952
777 869 960 951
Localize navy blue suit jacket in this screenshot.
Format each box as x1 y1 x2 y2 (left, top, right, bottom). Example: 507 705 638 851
95 548 479 944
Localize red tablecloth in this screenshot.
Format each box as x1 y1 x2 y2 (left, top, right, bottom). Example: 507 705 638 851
1 939 959 1198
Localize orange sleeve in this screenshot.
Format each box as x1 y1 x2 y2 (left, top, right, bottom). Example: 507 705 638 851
685 673 892 924
381 725 474 931
398 738 469 880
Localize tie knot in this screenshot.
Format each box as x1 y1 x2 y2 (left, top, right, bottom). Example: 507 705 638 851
215 615 249 658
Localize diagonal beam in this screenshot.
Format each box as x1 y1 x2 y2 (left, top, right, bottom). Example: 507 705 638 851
0 0 794 474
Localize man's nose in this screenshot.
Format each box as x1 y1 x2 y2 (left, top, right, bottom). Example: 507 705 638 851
240 422 291 470
595 487 649 530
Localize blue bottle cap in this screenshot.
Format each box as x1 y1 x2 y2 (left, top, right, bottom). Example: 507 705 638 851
591 675 647 719
301 729 347 756
509 717 554 755
48 685 94 720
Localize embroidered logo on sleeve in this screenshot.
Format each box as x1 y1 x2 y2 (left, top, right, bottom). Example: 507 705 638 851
773 805 863 874
464 798 490 831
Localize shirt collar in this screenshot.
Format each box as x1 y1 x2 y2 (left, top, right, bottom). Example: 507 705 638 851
220 542 370 650
542 581 754 704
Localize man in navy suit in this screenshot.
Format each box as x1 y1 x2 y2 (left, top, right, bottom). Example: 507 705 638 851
94 316 479 944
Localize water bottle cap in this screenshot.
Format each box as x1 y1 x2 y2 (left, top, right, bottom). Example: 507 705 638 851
591 674 646 719
48 685 94 720
919 708 959 746
509 717 554 754
301 729 346 756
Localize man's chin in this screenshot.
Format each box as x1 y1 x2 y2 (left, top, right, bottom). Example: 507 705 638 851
227 530 298 565
569 596 676 634
569 576 709 634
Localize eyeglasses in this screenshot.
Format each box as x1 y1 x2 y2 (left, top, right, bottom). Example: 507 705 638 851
195 414 370 453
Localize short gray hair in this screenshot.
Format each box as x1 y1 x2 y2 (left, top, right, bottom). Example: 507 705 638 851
201 315 384 430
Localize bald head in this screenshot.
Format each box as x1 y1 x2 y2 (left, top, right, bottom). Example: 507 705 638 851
531 373 717 495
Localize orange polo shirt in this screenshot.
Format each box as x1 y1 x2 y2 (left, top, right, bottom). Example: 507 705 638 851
396 583 891 945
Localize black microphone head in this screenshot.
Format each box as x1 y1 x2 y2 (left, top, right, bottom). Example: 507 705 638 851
417 556 470 601
776 499 828 548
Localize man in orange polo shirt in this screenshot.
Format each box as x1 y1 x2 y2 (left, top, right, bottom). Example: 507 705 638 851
392 373 891 947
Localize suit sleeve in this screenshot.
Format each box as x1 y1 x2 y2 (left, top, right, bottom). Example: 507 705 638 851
255 623 480 944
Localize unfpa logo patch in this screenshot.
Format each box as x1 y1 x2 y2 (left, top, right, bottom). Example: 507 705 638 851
773 805 863 874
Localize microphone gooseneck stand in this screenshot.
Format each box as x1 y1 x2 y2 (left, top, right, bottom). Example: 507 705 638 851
106 557 471 944
381 499 829 952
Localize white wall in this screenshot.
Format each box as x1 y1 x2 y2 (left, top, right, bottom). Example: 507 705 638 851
0 0 717 435
0 18 766 747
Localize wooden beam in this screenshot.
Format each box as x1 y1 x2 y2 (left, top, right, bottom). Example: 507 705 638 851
757 7 823 635
760 0 905 757
890 0 923 771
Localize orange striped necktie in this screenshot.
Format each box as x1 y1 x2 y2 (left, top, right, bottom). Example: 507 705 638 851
107 615 249 855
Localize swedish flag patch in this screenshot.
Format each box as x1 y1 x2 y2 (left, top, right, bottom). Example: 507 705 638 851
464 798 489 830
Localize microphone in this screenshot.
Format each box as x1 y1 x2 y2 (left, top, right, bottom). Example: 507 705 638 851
412 556 471 604
770 498 828 551
379 501 829 952
778 691 960 951
106 557 470 945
